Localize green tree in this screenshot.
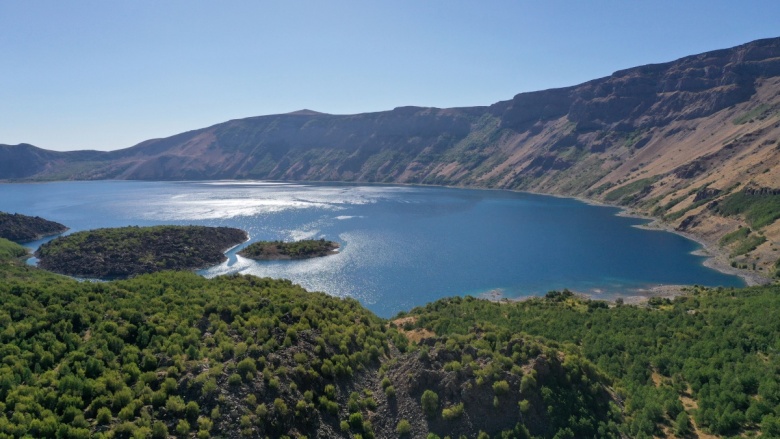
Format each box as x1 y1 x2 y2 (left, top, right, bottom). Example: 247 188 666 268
421 389 439 418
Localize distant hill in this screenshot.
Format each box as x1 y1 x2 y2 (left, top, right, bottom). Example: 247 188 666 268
2 36 780 276
0 211 68 242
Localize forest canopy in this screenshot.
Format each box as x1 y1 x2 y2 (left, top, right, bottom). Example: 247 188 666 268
1 234 779 437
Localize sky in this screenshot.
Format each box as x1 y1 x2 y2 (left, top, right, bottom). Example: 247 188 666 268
1 1 779 152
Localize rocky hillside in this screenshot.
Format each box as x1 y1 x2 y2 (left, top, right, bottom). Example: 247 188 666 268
3 37 780 276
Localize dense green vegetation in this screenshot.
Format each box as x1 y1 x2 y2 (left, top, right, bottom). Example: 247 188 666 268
239 239 339 260
0 212 67 243
0 238 28 260
35 226 247 279
0 254 617 438
719 227 752 246
405 287 780 438
4 229 780 437
603 177 658 205
719 227 767 257
713 191 780 229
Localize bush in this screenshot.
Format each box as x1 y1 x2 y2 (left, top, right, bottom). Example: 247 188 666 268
518 399 531 413
176 419 190 436
166 395 186 414
237 357 257 378
349 412 364 429
228 373 242 386
396 419 412 436
151 421 168 439
493 380 510 395
442 403 464 421
274 398 288 416
185 401 200 420
421 390 439 418
96 406 112 425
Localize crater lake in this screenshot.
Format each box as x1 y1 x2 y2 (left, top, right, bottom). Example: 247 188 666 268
1 180 743 317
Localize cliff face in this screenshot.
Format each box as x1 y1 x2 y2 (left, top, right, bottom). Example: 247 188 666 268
3 37 780 274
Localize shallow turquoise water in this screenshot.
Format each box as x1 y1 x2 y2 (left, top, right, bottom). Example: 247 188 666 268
0 180 743 317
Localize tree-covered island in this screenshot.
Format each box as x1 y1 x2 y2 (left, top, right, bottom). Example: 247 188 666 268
238 238 340 260
34 225 247 279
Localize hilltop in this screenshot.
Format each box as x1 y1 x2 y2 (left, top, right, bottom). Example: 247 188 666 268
2 37 780 276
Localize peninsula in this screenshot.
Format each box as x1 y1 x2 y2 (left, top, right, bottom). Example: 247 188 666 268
35 225 247 278
0 211 68 242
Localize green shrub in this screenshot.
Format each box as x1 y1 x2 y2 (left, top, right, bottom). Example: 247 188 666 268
228 373 242 386
165 395 186 414
396 419 412 436
714 191 780 229
237 357 257 378
442 403 464 421
176 419 190 436
421 390 439 418
96 406 112 425
492 380 510 395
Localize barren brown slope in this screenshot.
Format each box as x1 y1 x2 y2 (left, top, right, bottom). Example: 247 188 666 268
3 37 780 280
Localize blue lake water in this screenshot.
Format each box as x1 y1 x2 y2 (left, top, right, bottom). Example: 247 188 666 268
0 180 743 317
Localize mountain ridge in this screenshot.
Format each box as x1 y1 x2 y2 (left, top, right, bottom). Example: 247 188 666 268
3 36 780 278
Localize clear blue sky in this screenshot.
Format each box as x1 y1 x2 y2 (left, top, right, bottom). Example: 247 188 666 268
1 1 778 152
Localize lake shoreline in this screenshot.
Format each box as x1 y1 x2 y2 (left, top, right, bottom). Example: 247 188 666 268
329 180 772 289
529 189 772 288
615 209 771 287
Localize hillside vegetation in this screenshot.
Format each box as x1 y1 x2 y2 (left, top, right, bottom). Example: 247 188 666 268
35 226 247 279
0 238 28 260
0 212 67 243
0 257 619 439
404 288 780 438
239 239 340 260
2 237 780 437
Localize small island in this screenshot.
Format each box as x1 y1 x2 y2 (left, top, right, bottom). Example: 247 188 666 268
0 211 68 243
238 238 340 260
35 225 247 279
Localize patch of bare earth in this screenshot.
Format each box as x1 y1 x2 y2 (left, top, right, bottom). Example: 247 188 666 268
390 316 435 344
678 387 719 439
